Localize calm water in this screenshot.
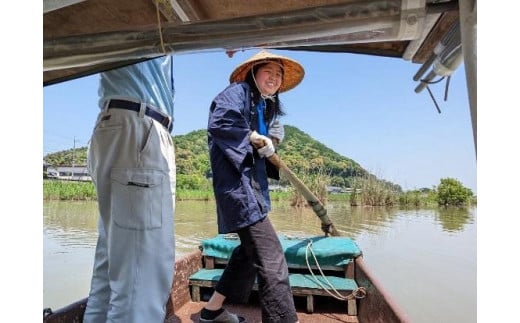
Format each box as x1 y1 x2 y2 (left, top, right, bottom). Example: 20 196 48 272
43 200 476 322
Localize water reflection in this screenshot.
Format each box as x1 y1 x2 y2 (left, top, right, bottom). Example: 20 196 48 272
43 200 475 255
44 201 99 247
269 202 400 239
43 200 477 323
436 207 474 232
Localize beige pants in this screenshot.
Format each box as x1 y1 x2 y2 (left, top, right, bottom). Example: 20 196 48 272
84 106 175 323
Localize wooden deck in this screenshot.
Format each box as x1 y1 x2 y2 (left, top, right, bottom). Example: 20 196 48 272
166 299 359 323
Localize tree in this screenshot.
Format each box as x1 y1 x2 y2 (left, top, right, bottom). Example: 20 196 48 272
436 178 473 206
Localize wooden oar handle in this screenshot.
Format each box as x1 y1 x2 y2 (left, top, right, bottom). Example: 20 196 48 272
267 153 341 237
267 153 282 169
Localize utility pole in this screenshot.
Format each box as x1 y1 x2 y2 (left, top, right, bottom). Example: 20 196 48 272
72 137 76 179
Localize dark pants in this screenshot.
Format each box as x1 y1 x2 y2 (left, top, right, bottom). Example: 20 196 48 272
215 217 298 323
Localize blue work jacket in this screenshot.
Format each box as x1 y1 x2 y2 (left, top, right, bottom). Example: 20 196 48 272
208 82 276 233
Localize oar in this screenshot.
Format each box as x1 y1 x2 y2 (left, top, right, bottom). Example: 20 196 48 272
268 153 341 236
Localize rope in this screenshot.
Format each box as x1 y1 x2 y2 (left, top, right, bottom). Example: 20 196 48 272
420 75 445 85
155 0 167 54
223 233 239 240
304 240 366 300
219 234 367 300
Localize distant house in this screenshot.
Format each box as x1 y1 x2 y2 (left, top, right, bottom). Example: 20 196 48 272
45 165 91 181
326 186 361 194
268 184 288 192
327 186 343 194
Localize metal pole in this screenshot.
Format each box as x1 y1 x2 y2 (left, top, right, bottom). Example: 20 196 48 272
72 136 76 179
459 0 477 157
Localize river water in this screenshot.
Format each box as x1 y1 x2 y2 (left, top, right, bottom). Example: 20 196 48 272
43 200 476 322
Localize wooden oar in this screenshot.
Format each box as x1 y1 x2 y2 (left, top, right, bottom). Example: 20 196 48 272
268 153 341 236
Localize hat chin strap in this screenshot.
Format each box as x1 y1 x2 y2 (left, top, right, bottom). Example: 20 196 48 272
261 93 276 102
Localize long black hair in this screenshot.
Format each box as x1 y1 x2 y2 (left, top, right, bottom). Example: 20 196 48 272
244 62 286 125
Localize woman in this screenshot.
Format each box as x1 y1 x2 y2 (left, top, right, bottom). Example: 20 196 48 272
202 50 304 323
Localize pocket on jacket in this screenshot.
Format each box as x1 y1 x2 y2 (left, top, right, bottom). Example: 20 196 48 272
110 168 164 230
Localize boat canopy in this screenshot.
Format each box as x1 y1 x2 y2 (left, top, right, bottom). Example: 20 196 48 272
43 0 476 151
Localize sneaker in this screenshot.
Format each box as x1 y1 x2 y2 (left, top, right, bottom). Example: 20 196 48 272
198 308 246 323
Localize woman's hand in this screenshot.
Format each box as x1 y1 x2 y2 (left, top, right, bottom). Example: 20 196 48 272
268 121 284 145
250 130 275 158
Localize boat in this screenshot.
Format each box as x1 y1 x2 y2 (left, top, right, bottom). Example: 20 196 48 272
43 0 476 322
44 234 410 322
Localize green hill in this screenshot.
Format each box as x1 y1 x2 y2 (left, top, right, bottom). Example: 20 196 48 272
44 126 402 191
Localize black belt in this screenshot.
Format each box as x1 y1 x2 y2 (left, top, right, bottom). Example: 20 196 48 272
107 99 173 132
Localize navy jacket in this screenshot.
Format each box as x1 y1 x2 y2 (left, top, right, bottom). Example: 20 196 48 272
208 82 277 233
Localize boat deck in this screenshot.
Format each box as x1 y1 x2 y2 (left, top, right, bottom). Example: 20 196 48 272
43 247 408 323
166 298 359 323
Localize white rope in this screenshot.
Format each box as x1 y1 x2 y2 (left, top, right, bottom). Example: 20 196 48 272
155 0 167 54
304 240 366 300
223 233 239 240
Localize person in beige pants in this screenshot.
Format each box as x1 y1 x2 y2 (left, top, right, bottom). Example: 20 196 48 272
84 56 176 323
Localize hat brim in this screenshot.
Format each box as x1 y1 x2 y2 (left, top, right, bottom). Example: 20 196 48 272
229 50 305 93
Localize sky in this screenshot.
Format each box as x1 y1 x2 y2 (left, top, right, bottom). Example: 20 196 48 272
43 49 476 193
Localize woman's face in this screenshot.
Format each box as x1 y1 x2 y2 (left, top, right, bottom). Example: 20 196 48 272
254 62 283 96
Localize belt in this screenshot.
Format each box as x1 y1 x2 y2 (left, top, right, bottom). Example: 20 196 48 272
107 99 173 132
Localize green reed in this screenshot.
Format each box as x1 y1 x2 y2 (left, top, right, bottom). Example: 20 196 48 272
43 179 97 200
176 189 213 201
350 175 398 206
44 178 444 208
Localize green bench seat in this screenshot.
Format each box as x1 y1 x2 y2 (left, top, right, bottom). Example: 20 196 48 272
201 235 362 271
189 268 359 314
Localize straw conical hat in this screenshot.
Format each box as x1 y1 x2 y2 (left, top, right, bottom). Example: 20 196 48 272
229 50 305 93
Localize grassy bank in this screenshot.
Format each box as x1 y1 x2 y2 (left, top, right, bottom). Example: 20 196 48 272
43 180 97 200
43 180 351 202
43 179 474 207
43 180 218 201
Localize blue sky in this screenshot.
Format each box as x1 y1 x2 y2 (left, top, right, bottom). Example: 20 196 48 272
43 49 476 192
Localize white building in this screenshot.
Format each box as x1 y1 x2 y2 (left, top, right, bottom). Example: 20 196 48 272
46 165 91 181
